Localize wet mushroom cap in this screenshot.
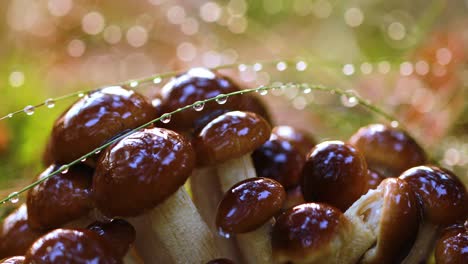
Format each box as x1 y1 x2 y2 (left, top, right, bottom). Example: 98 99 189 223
0 256 25 264
301 141 368 211
87 219 136 259
435 223 468 264
364 169 385 192
205 258 235 264
216 177 286 235
24 229 118 264
93 127 195 217
27 164 93 230
348 124 426 177
270 126 316 156
49 86 157 164
399 166 467 225
192 111 271 166
0 205 46 258
271 203 350 262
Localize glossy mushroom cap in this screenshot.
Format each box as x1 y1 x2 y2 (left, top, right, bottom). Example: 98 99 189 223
0 205 46 258
271 203 350 263
300 141 368 211
435 222 468 264
364 169 385 192
159 68 243 132
205 258 235 264
348 124 426 177
87 219 136 259
193 111 271 166
49 86 157 165
360 178 420 264
27 164 93 229
216 177 285 236
93 127 195 217
399 166 467 225
24 229 119 264
270 126 316 156
0 256 24 264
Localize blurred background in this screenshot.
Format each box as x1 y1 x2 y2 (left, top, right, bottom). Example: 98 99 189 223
0 0 467 206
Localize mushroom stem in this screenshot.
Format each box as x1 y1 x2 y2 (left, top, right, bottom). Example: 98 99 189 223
401 222 438 264
123 247 145 264
236 220 274 264
217 154 257 192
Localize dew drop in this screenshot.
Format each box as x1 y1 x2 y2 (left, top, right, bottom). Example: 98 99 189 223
238 64 247 72
130 81 139 88
193 101 205 111
296 61 307 71
60 165 69 174
95 150 101 155
81 158 87 162
340 90 359 107
302 87 312 94
253 63 263 72
218 227 232 239
78 92 85 98
153 77 162 84
390 121 399 128
276 61 287 71
257 87 268 96
45 98 56 108
215 94 228 104
7 113 13 118
160 113 172 124
24 105 35 115
8 192 19 204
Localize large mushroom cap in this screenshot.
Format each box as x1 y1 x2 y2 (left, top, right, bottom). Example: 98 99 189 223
348 124 426 177
49 86 157 164
0 256 25 264
435 222 468 264
216 177 286 235
27 164 93 229
193 111 271 166
399 165 467 225
24 229 118 264
93 127 195 217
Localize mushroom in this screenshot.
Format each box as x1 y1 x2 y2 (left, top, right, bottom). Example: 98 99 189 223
270 125 316 157
364 169 385 192
344 178 420 264
48 86 157 166
435 221 468 264
216 177 286 263
399 165 467 264
300 140 368 211
0 205 46 258
92 127 219 263
206 258 235 264
26 164 93 229
348 124 427 178
271 203 373 264
0 256 25 264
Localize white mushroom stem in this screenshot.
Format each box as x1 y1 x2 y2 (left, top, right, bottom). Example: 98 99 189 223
130 187 220 263
217 154 257 192
401 222 439 264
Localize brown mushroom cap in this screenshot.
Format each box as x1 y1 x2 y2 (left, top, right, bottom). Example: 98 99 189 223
93 127 195 217
271 203 350 263
300 141 368 211
87 219 136 259
216 177 286 235
270 126 316 156
399 166 467 225
364 169 385 192
27 164 93 229
0 205 46 258
348 124 426 177
0 256 25 264
435 222 468 264
49 86 157 164
192 111 271 166
205 258 235 264
24 229 118 264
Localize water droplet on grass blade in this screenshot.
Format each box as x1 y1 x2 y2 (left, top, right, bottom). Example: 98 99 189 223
340 90 359 107
24 105 35 115
45 99 56 108
160 113 172 124
8 192 19 204
215 94 228 104
193 101 205 111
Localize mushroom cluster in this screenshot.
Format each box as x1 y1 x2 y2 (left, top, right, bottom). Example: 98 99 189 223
1 68 467 263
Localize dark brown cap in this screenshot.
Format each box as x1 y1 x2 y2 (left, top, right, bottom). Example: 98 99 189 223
87 219 136 259
0 256 24 264
271 203 350 263
270 126 316 156
399 166 467 225
364 169 385 192
24 229 119 264
300 141 368 211
193 111 271 166
349 124 426 177
49 86 157 165
0 205 46 258
206 258 235 264
435 222 468 264
216 177 285 236
27 164 93 229
93 127 195 217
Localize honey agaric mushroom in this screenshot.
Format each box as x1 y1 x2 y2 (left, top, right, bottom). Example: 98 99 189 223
205 258 235 264
301 141 368 211
216 177 286 264
272 203 372 264
348 124 427 178
345 178 420 264
399 165 467 264
0 256 25 264
0 205 46 258
93 127 219 263
48 86 157 166
26 164 93 230
24 229 119 263
364 169 385 192
435 222 468 264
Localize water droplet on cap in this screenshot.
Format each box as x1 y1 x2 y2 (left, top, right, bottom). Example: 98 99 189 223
218 227 232 239
193 101 205 111
45 99 56 108
215 94 228 104
160 113 172 124
24 105 35 115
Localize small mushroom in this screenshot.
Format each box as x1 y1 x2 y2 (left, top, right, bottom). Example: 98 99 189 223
270 125 316 157
26 164 93 229
0 256 25 264
93 127 219 263
348 124 426 177
206 258 235 264
435 222 468 264
399 165 467 264
301 141 368 211
216 177 286 264
0 205 46 258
